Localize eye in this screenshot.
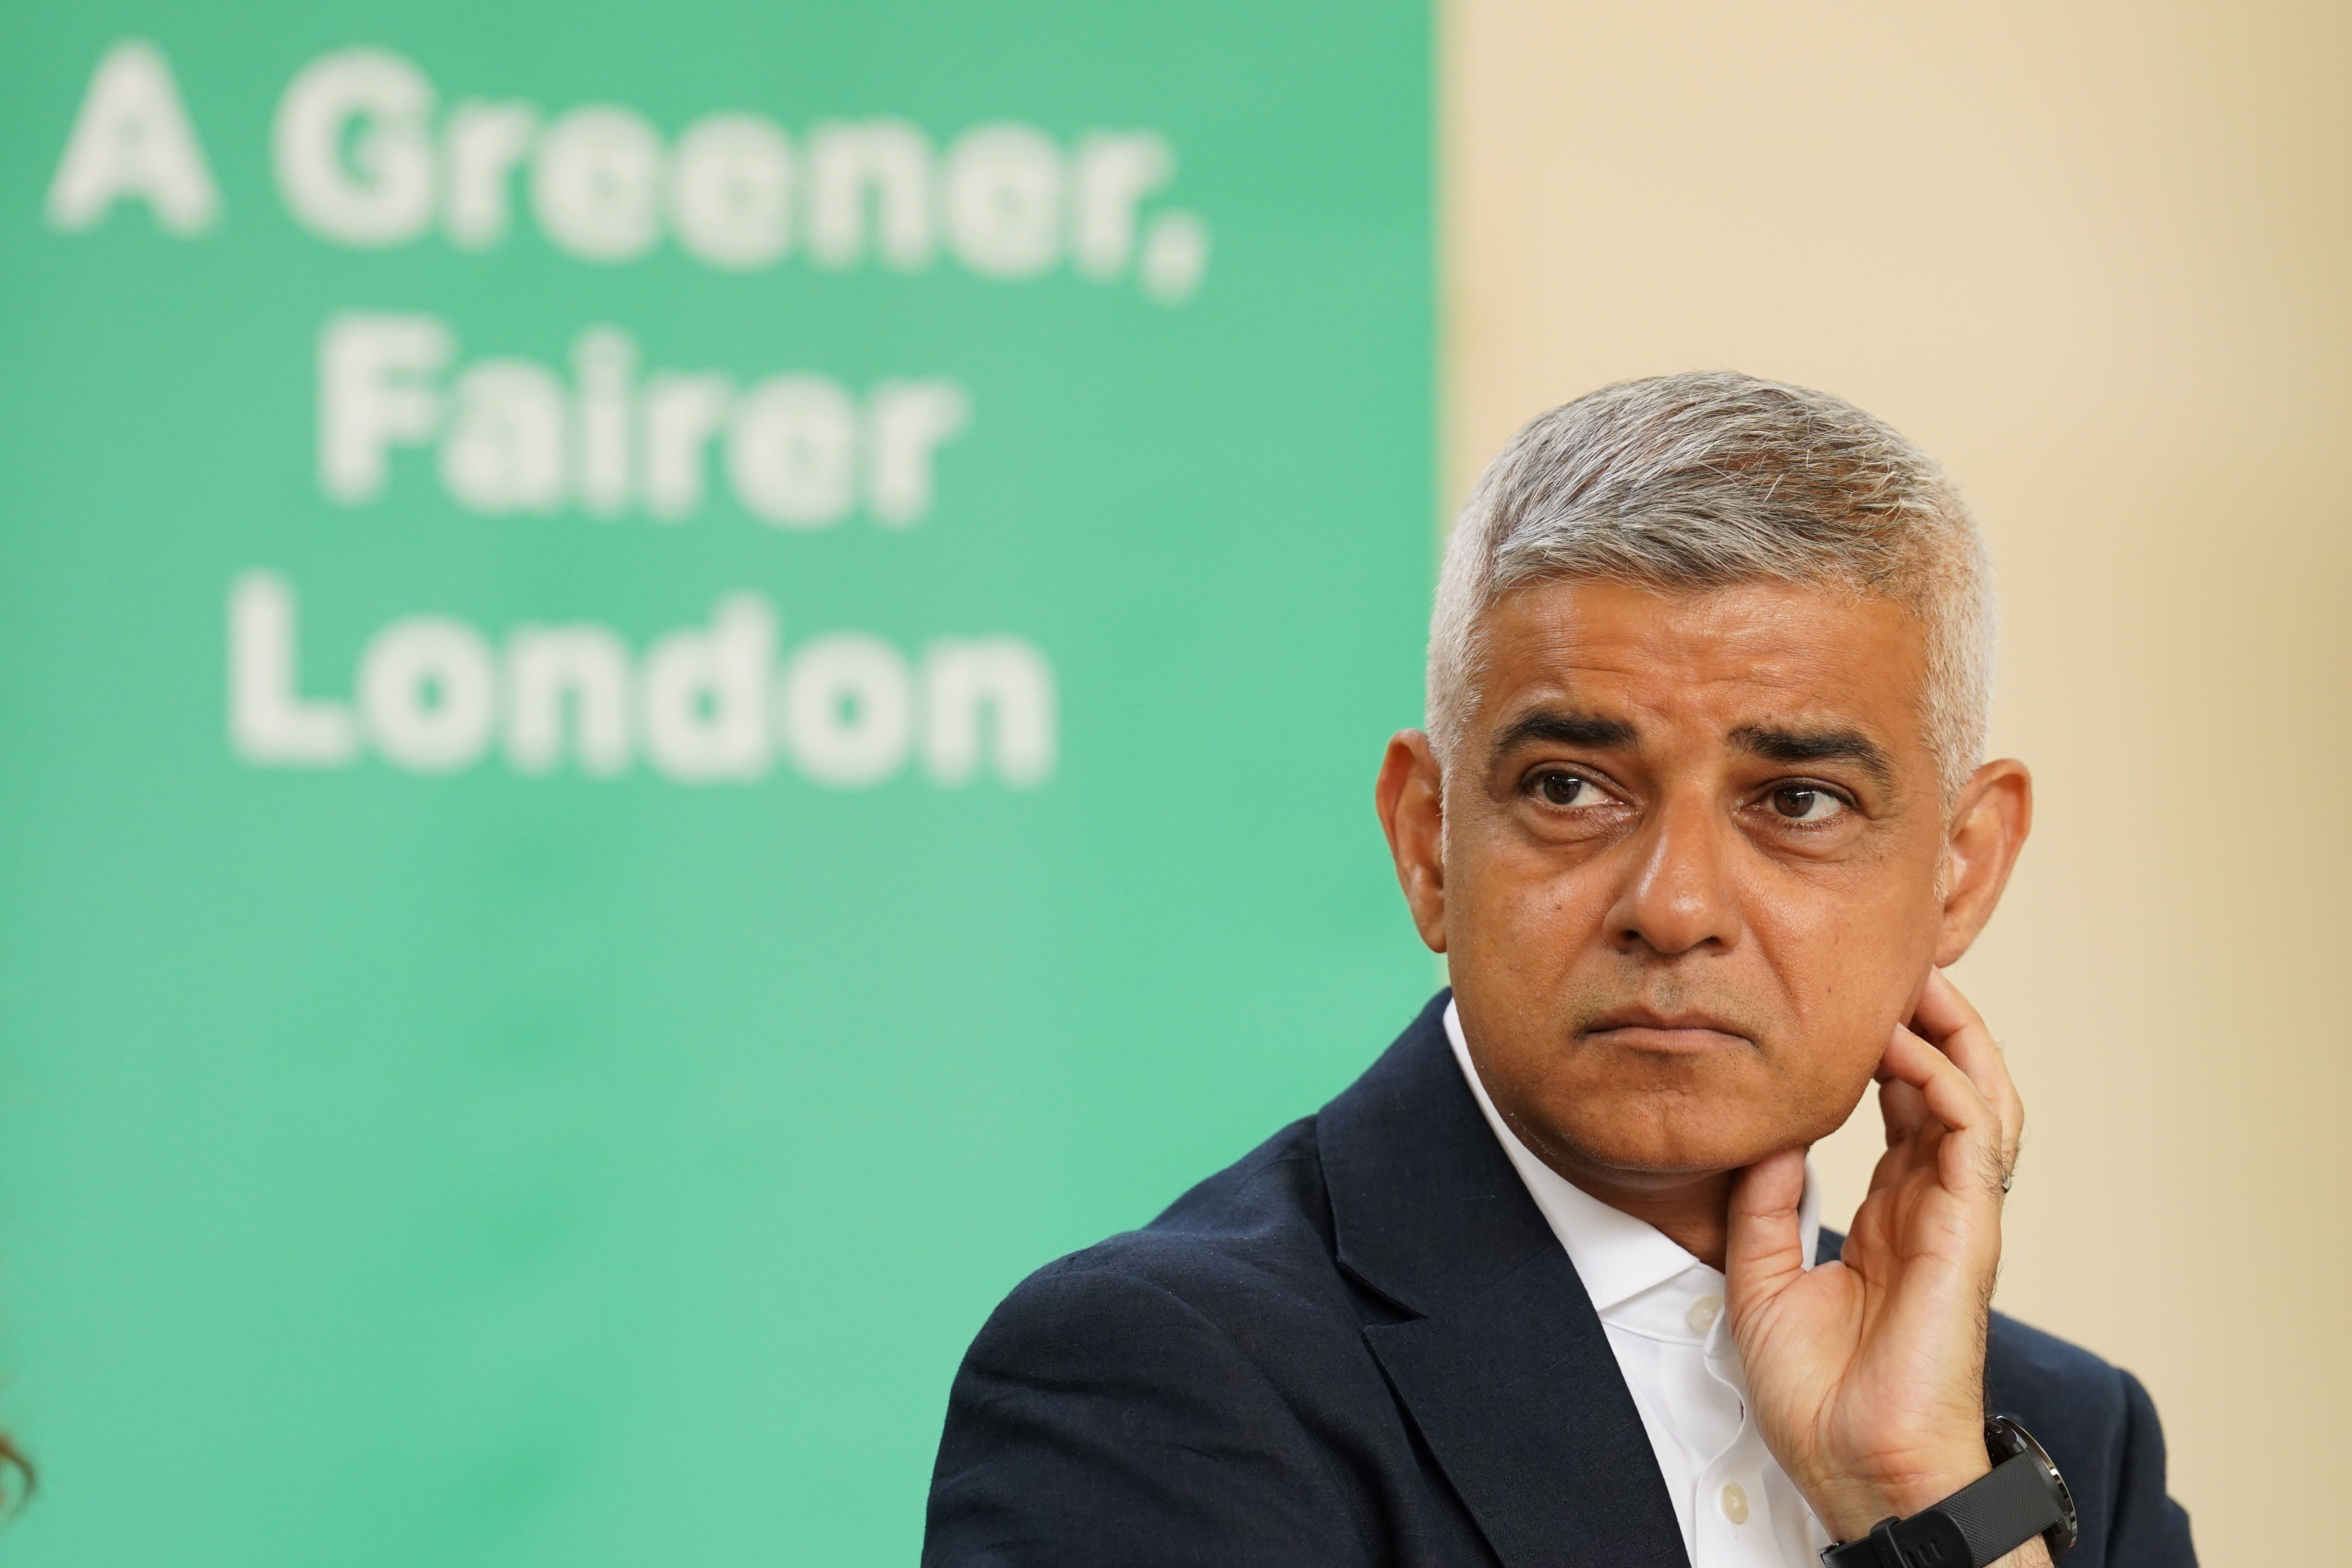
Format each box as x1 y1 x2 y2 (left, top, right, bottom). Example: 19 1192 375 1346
1532 770 1604 808
1768 784 1850 822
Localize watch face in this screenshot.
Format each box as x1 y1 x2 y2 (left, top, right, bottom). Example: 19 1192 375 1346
1988 1415 2080 1556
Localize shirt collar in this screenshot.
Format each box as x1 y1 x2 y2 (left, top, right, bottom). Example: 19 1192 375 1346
1442 997 1820 1314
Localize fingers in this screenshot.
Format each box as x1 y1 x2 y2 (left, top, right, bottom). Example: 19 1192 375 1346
1908 971 2024 1184
1867 1075 1936 1197
1877 1076 1930 1146
1879 1025 2009 1202
1723 1148 1811 1311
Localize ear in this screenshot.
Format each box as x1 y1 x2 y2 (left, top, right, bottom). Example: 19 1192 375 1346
1376 729 1449 953
1933 757 2033 967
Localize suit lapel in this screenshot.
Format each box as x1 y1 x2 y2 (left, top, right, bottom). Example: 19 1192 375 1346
1320 995 1689 1568
1362 1254 1694 1568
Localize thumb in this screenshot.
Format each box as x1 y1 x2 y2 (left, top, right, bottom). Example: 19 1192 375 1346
1725 1148 1809 1312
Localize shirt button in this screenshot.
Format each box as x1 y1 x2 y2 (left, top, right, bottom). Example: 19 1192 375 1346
1720 1482 1749 1524
1687 1294 1723 1333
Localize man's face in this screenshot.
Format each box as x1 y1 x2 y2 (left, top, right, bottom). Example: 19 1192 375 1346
1422 578 1965 1183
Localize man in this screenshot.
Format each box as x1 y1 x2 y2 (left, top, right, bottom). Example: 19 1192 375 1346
923 373 2196 1567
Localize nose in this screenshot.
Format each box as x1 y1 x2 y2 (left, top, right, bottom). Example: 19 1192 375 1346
1602 794 1743 958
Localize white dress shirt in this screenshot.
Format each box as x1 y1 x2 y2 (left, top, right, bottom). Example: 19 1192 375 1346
1445 1000 1834 1567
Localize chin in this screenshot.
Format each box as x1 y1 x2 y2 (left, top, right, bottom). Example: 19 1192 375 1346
1542 1090 1797 1179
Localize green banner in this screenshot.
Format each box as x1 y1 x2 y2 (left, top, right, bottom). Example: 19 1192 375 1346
0 4 1430 1561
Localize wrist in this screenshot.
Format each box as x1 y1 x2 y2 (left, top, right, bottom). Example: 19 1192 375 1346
1809 1455 1992 1543
1815 1419 2078 1568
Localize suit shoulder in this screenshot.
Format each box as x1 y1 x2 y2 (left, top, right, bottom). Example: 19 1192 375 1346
1986 1310 2197 1565
1987 1308 2131 1409
1149 1112 1328 1236
929 1149 1375 1567
975 1114 1343 1346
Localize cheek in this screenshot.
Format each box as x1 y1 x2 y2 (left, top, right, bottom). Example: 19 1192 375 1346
1763 878 1941 1055
1458 836 1613 957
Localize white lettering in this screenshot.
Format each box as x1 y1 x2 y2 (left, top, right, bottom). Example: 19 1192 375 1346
257 52 1207 294
727 376 857 529
318 312 452 503
358 616 498 772
641 595 774 782
1140 210 1210 304
572 327 635 516
923 639 1057 787
442 99 539 248
532 105 664 263
670 113 792 270
438 359 567 513
228 572 358 765
314 313 966 526
507 624 633 775
943 124 1064 279
781 634 913 788
641 372 734 521
807 119 934 271
229 576 1058 789
46 40 220 235
866 380 970 528
1071 133 1171 280
274 48 436 246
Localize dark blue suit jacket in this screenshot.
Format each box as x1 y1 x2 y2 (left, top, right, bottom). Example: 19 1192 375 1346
926 993 2196 1566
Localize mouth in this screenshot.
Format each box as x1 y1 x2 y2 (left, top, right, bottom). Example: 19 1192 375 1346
1580 1007 1753 1054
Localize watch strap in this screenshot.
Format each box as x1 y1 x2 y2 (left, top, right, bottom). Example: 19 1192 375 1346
1819 1452 2065 1568
1941 1451 2067 1562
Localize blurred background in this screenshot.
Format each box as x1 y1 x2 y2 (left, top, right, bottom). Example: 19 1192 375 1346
1 1 2343 1563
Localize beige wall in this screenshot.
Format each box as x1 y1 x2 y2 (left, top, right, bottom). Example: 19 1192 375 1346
1442 2 2352 1556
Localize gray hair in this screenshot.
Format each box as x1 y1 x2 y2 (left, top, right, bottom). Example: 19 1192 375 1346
1428 371 1997 800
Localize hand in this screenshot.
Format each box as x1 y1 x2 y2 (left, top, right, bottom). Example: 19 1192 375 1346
1723 970 2026 1545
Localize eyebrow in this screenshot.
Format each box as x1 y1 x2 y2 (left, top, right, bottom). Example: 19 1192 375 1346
1728 724 1896 792
1491 710 1640 757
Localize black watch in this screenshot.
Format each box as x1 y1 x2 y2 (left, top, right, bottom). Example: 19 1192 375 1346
1819 1416 2079 1567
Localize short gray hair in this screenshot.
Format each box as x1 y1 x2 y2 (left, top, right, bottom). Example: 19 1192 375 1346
1428 371 1997 799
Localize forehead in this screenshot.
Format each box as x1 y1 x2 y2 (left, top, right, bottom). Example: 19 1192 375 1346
1469 578 1931 752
